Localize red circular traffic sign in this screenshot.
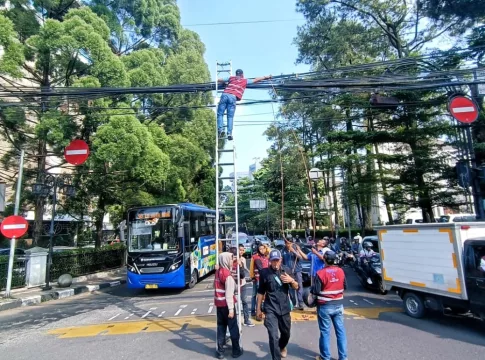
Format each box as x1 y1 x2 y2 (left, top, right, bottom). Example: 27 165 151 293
64 139 89 165
448 96 479 124
0 215 29 239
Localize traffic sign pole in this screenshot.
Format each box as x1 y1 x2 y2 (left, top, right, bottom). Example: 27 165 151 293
4 150 24 298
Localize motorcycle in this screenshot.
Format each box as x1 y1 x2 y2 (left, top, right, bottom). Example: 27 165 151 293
354 254 387 295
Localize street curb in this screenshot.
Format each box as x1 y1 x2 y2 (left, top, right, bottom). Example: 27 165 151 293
0 280 126 313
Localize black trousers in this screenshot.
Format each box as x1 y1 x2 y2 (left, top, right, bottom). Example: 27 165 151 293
216 306 241 355
264 311 291 360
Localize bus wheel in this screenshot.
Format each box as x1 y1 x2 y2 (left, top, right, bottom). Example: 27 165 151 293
188 270 198 289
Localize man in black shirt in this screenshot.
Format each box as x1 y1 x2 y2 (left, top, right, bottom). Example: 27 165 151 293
257 249 299 360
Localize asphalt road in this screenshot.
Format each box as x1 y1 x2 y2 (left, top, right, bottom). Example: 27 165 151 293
0 269 484 360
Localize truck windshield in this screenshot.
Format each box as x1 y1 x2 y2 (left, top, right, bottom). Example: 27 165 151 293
128 208 180 252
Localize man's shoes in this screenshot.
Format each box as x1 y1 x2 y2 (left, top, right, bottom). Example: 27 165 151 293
219 130 226 138
243 320 255 327
215 351 225 359
227 133 233 140
280 347 287 358
232 348 244 358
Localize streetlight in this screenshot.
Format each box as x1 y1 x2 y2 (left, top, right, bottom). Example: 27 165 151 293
32 173 76 290
308 168 323 239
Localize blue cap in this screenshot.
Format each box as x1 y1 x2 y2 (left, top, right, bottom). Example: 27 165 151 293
236 69 243 76
269 249 282 261
324 251 337 261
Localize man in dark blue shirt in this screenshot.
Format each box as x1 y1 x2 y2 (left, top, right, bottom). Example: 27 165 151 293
282 240 304 310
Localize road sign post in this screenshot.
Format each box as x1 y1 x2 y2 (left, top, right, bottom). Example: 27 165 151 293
64 139 89 165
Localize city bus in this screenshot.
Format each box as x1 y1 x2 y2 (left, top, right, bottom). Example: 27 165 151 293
126 203 226 289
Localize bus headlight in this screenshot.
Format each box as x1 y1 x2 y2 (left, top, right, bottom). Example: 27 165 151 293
170 261 182 271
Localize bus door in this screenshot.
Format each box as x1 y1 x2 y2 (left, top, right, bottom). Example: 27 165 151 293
183 219 193 284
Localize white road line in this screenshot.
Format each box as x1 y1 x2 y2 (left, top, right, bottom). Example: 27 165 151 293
191 308 197 315
180 305 188 308
362 299 374 305
174 309 183 316
349 300 359 306
124 314 134 320
141 307 157 319
108 313 121 321
208 303 214 314
158 311 166 318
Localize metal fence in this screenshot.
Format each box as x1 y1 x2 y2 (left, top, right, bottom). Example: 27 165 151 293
50 247 126 281
0 256 27 290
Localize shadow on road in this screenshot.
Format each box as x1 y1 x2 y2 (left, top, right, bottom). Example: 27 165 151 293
376 310 485 347
167 325 261 359
253 340 319 360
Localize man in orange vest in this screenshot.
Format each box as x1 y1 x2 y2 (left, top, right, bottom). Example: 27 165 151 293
313 251 348 360
217 69 271 140
214 252 243 359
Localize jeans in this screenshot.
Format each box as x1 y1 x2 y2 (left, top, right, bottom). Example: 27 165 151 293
216 306 241 356
251 281 258 315
217 93 237 135
240 284 250 323
289 272 304 307
317 304 348 360
264 311 291 360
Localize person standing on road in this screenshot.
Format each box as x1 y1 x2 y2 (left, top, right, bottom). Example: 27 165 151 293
313 251 348 360
235 244 255 327
298 237 331 281
250 243 269 317
214 252 243 359
257 249 299 360
281 239 304 310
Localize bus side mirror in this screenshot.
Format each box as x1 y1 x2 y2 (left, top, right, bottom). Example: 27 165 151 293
178 226 184 238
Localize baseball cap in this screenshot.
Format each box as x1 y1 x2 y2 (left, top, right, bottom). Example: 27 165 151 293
269 249 282 261
236 69 243 76
324 251 337 261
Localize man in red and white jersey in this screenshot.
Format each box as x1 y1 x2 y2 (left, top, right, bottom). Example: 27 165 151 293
217 69 271 140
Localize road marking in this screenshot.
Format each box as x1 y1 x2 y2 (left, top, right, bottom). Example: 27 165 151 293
349 300 359 306
141 307 157 319
158 311 166 318
191 309 197 315
124 314 134 320
108 313 121 321
208 303 214 314
362 299 374 305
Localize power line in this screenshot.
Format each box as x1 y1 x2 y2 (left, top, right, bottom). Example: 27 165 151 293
182 19 304 27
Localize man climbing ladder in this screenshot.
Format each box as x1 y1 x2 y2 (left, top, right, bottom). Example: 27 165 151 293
217 69 271 140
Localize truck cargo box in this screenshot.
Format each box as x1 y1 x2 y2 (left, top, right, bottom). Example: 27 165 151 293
375 222 485 301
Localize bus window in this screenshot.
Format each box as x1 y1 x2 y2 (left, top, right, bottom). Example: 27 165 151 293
206 215 215 235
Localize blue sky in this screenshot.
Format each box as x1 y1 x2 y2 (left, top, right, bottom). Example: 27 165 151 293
178 0 309 172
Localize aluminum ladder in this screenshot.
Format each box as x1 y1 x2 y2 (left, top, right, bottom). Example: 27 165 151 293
214 61 243 347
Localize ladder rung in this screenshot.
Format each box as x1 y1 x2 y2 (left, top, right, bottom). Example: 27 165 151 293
219 222 236 225
218 238 235 241
219 176 234 180
219 190 233 194
219 205 235 209
218 163 234 166
218 149 234 153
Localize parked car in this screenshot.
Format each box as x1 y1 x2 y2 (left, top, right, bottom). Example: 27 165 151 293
254 235 271 247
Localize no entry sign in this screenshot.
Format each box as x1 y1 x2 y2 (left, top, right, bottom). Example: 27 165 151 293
448 96 479 124
64 139 89 165
0 215 28 239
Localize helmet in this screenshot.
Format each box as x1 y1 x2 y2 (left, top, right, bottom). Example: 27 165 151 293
286 234 293 240
324 251 337 261
302 288 317 308
363 241 373 249
235 69 243 76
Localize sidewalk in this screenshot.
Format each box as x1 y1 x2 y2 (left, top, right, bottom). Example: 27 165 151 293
0 267 126 312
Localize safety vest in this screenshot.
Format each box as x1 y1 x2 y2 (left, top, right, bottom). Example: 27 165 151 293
251 253 269 282
316 266 345 305
224 76 248 100
214 268 236 307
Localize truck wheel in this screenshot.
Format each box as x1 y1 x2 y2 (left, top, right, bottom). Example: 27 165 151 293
188 270 198 289
403 292 426 318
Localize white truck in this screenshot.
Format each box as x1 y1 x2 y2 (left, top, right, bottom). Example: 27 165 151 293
375 223 485 320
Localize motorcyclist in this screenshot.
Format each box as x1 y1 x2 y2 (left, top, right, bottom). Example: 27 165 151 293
329 237 339 252
359 241 377 284
339 237 351 265
351 237 361 254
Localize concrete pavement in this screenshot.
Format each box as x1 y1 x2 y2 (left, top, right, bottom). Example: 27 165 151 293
0 269 484 359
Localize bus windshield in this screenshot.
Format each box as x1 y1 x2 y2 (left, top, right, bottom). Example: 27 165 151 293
128 207 180 253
